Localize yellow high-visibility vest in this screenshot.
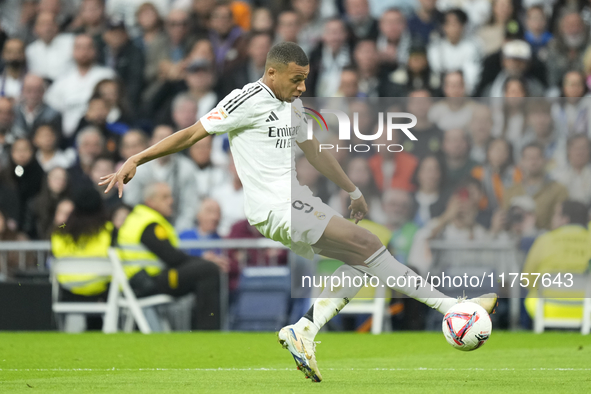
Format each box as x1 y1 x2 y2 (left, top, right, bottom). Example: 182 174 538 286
51 222 114 296
117 204 179 278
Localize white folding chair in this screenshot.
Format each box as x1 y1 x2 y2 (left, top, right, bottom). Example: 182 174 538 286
50 257 119 333
311 259 391 334
338 284 391 334
533 273 591 334
107 247 174 334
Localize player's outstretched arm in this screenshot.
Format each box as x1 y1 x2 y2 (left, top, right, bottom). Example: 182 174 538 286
297 136 368 223
99 121 209 197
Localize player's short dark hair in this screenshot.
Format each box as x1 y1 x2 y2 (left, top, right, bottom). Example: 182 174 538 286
559 200 589 226
266 42 309 69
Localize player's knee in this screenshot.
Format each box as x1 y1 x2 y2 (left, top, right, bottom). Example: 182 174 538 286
354 228 383 256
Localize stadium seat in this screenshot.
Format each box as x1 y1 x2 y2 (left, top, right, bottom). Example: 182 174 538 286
107 247 174 334
50 257 118 333
531 273 591 334
230 266 291 331
313 259 392 335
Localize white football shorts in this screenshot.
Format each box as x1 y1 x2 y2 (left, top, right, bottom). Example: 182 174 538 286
254 185 342 259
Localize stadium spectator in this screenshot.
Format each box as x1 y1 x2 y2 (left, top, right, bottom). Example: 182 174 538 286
117 129 148 168
44 34 115 139
368 125 418 193
292 0 324 55
97 19 145 111
436 0 492 30
89 155 120 210
546 11 588 90
106 0 170 37
0 38 26 100
153 59 218 123
408 180 493 275
219 32 272 98
520 99 564 170
135 2 167 102
343 0 378 42
110 203 131 230
25 12 75 82
208 3 247 74
429 71 478 131
524 5 553 58
12 74 62 140
92 79 133 125
211 154 246 237
479 39 546 97
122 125 198 232
500 195 539 253
25 166 69 239
251 7 274 34
401 90 442 158
471 138 522 211
179 198 231 277
330 156 384 223
522 200 591 321
411 154 448 228
69 0 108 40
334 67 361 97
0 96 16 145
551 70 588 136
387 42 441 97
382 188 418 265
477 0 519 56
142 9 194 104
275 10 302 46
68 126 105 188
352 39 387 97
307 18 352 97
188 135 227 206
72 97 122 157
11 0 38 46
427 8 482 96
171 94 199 131
32 124 73 172
50 187 113 332
376 9 410 72
2 138 45 231
503 143 569 229
406 0 443 45
117 181 225 330
551 135 591 206
466 104 493 164
441 128 477 192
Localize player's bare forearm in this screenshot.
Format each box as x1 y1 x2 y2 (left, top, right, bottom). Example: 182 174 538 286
297 137 356 193
134 122 209 165
99 121 209 196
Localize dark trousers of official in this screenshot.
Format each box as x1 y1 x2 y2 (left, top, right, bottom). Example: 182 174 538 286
152 259 222 330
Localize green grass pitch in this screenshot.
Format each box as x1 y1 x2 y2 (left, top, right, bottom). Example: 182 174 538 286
0 331 590 393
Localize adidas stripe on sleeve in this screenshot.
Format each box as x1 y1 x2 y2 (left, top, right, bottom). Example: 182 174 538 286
200 85 262 134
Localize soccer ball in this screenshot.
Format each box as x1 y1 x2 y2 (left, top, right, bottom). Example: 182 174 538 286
442 302 492 351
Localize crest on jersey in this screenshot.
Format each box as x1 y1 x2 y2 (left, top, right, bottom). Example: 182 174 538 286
314 211 326 220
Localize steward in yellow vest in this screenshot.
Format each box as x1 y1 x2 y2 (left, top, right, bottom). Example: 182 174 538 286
523 201 591 319
116 182 224 330
51 188 114 297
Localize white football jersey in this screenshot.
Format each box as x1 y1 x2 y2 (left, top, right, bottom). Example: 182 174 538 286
200 80 308 225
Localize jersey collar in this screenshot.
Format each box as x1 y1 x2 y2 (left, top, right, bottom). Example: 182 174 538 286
257 79 276 99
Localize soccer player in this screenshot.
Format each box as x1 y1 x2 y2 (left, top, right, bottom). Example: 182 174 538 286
100 42 497 382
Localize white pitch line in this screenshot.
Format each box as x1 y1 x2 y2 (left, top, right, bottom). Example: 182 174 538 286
0 368 590 372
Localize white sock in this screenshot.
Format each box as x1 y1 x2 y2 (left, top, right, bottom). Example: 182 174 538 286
355 246 456 314
293 265 364 340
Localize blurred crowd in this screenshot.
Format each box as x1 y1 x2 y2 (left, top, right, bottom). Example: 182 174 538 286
1 0 591 284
